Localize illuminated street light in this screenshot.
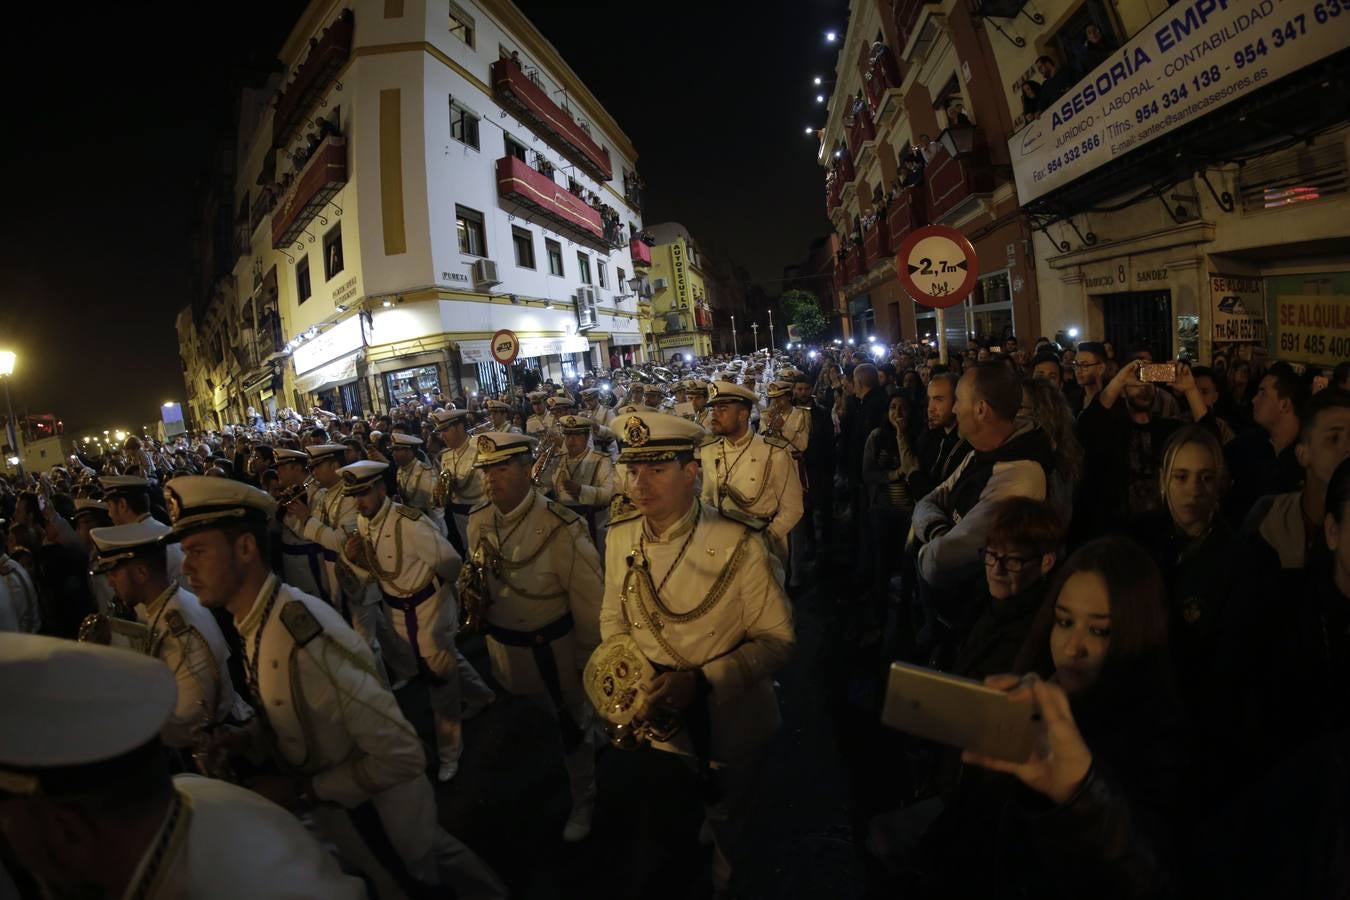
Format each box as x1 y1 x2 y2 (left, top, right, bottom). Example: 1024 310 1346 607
804 126 814 135
826 31 837 42
816 95 825 103
813 76 822 86
1068 327 1080 338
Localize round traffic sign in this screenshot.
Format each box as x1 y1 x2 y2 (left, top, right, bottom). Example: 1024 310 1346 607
895 225 979 309
490 329 520 365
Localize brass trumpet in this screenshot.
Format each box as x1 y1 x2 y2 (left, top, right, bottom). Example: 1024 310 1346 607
455 543 496 635
277 475 316 509
530 428 561 486
432 468 456 506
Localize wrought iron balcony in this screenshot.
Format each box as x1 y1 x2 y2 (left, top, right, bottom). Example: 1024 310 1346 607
863 217 892 269
273 11 353 150
271 138 347 250
846 107 876 161
925 133 996 223
491 57 612 182
496 155 606 250
629 238 652 268
887 186 927 251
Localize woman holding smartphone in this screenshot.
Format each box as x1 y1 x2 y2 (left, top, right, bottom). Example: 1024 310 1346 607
874 537 1185 899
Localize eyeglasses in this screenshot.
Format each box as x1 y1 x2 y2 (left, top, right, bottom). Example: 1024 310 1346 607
980 548 1038 572
1070 361 1103 369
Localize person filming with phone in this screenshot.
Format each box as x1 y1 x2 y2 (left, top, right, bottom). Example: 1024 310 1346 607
1075 357 1216 542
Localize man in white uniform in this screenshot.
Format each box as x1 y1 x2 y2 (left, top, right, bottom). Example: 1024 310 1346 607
391 432 445 536
339 461 495 782
698 381 803 566
465 431 605 841
0 633 366 899
100 475 183 583
272 449 328 603
433 407 484 556
165 476 506 899
599 411 795 893
552 414 618 558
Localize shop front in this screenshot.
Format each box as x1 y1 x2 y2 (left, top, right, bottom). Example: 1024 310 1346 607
607 331 643 368
291 314 367 415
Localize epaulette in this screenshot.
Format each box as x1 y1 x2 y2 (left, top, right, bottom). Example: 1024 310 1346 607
394 503 424 521
762 434 791 451
279 600 323 647
546 500 581 524
417 460 434 472
164 609 190 637
718 507 769 532
608 493 641 524
468 499 492 516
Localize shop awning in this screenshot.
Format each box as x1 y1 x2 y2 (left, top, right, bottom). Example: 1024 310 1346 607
607 332 644 346
296 352 358 394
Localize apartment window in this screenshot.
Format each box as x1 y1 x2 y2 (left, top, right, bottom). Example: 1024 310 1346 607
504 134 528 163
456 205 486 257
448 3 475 47
449 100 479 149
512 226 535 269
597 261 608 289
617 267 626 291
577 252 592 285
296 256 312 305
323 224 344 280
546 239 564 276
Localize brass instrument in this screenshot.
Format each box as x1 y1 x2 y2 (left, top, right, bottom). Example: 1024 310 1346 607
455 542 497 636
530 428 562 486
277 475 316 509
583 634 681 749
433 467 456 506
762 405 787 438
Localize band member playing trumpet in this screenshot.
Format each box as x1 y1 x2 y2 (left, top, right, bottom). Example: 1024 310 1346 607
466 432 605 842
274 449 327 603
338 460 495 783
390 433 445 537
599 411 795 894
484 398 522 434
431 409 482 555
552 415 617 558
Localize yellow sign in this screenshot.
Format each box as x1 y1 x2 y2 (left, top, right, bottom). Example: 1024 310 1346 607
1275 295 1350 366
671 240 690 309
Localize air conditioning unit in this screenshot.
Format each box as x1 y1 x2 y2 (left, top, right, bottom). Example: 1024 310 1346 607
472 258 501 289
575 287 598 331
652 277 669 291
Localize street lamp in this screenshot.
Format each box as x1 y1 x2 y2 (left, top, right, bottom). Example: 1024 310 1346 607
751 323 760 353
0 350 21 476
767 309 775 352
730 315 739 356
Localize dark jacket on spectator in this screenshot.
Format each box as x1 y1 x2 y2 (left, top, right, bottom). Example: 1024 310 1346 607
1074 395 1216 545
1222 428 1303 525
909 424 969 500
34 542 97 640
846 386 889 484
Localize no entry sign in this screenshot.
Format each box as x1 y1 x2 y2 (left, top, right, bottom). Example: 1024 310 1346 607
490 329 520 365
895 225 979 309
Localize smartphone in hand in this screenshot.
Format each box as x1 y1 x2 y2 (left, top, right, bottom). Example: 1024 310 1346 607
881 662 1037 763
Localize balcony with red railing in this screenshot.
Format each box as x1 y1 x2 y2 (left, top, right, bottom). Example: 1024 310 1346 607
863 217 892 269
271 138 348 250
925 131 996 223
630 237 652 268
496 155 606 249
273 10 354 150
826 173 844 215
846 106 877 161
894 0 928 46
843 251 865 283
863 46 902 117
694 305 713 331
887 186 927 251
491 57 613 182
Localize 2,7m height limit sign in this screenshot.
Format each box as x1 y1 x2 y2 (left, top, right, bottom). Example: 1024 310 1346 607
895 225 980 361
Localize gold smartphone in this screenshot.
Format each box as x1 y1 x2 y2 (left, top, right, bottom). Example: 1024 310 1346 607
1139 363 1177 383
880 662 1037 762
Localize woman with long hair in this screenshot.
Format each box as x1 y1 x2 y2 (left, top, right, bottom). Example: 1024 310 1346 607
1021 378 1083 519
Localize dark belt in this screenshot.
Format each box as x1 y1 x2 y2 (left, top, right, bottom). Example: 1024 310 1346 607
650 659 724 805
281 542 328 604
448 503 474 515
382 579 440 663
321 547 338 562
488 613 583 753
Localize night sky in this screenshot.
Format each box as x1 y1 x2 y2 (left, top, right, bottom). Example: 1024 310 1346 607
0 0 842 436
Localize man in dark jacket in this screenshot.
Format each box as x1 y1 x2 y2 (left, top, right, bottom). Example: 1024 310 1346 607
1223 363 1305 524
910 372 969 501
1074 358 1214 544
846 363 889 552
912 362 1054 597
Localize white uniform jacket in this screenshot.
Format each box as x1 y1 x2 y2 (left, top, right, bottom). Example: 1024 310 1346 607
465 491 604 695
135 583 246 748
698 431 804 560
600 503 795 765
397 459 445 534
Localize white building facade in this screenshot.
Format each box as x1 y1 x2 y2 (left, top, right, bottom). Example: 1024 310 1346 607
196 0 649 422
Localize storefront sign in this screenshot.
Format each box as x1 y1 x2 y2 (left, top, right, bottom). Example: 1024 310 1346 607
293 316 364 375
1275 294 1350 366
1210 274 1267 342
895 225 978 309
1082 259 1132 293
491 330 520 364
518 335 590 358
457 340 492 363
671 240 690 309
1009 0 1346 204
296 353 358 394
657 333 695 348
608 332 643 346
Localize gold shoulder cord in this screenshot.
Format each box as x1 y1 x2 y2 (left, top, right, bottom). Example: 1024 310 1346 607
622 530 754 669
719 440 773 509
361 513 405 582
491 523 570 600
